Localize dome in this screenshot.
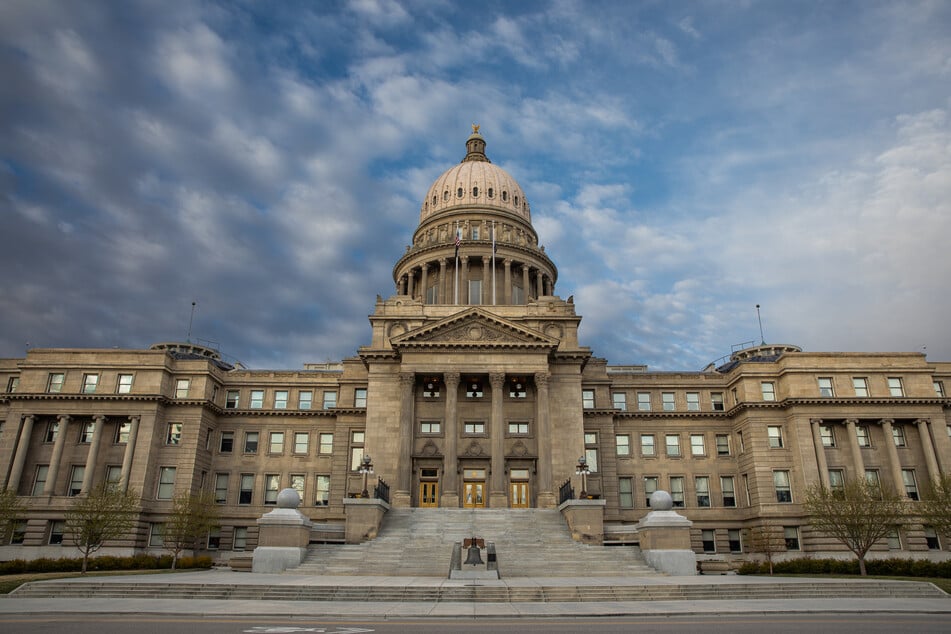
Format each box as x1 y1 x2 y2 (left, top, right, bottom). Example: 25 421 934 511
420 129 531 224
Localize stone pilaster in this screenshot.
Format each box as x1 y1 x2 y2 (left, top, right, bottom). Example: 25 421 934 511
81 415 106 494
438 259 447 304
7 414 35 492
503 259 512 305
880 419 906 496
844 418 865 479
441 372 460 508
489 372 507 507
44 414 70 495
119 415 140 493
810 418 830 488
917 419 941 481
394 372 415 506
536 372 555 508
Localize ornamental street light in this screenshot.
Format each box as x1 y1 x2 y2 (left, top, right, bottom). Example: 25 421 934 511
575 455 589 498
359 454 374 498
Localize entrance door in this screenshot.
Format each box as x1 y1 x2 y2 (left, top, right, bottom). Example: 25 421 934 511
419 481 439 507
463 482 485 508
510 482 530 508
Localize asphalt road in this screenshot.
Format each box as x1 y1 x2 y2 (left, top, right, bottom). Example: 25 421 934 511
1 614 949 634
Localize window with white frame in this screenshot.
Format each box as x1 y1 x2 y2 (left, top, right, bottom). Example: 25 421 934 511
784 526 800 550
865 469 882 498
619 477 634 509
68 465 84 496
166 423 182 445
761 382 776 401
711 392 724 411
612 392 627 411
148 523 164 548
6 376 18 393
250 390 264 409
264 474 280 505
935 381 946 397
662 392 675 411
219 431 234 453
887 377 904 397
239 474 254 504
665 434 681 457
892 425 906 447
637 392 651 411
269 431 284 454
322 391 337 409
616 434 631 457
828 468 845 494
157 467 176 499
686 392 700 411
114 421 130 444
902 469 918 500
887 527 902 550
207 529 221 550
767 426 784 448
774 470 792 503
695 476 710 507
298 390 313 410
80 421 95 443
117 374 134 393
82 373 99 394
350 431 365 471
214 473 228 504
468 279 482 304
721 476 736 507
728 529 742 552
315 475 331 506
853 377 869 397
925 527 940 549
175 379 190 398
641 434 655 457
582 389 595 408
715 434 730 456
225 390 239 409
584 432 598 472
290 474 305 499
855 425 871 447
318 433 333 455
421 421 442 434
233 527 248 550
644 476 658 507
690 434 705 456
701 529 716 553
508 421 529 435
244 431 259 454
274 390 288 409
669 476 685 507
817 377 834 397
48 373 65 393
354 388 367 408
10 520 26 544
48 520 65 544
820 425 835 447
464 421 485 435
294 432 309 454
105 465 121 486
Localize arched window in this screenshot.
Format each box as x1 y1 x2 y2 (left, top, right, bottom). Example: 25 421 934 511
514 196 519 207
432 195 437 205
488 187 494 198
502 191 508 202
472 186 479 197
443 190 449 201
457 187 463 198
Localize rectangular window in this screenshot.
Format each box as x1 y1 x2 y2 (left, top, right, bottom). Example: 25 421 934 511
582 389 595 409
853 377 869 397
701 529 716 553
294 432 309 454
865 469 882 498
690 434 705 456
637 392 651 411
264 474 280 505
619 477 634 509
774 470 792 503
715 434 730 456
67 465 85 496
768 426 784 449
902 469 919 500
48 372 65 393
80 421 95 443
298 391 313 410
935 381 946 397
354 388 367 408
322 391 337 409
417 421 439 434
761 382 776 401
148 523 165 547
318 433 333 455
10 520 27 545
426 285 438 304
612 392 627 411
269 431 284 454
784 526 800 550
644 476 658 507
669 476 685 507
468 279 482 304
721 476 736 507
157 467 176 499
728 529 742 553
166 423 182 445
686 392 700 411
274 390 288 409
817 377 834 397
220 431 234 453
665 434 681 457
820 425 835 447
7 376 19 393
828 468 845 494
290 474 305 499
887 377 904 397
508 422 529 435
175 378 190 398
315 475 331 506
225 390 240 409
82 373 99 394
641 434 655 457
887 528 902 550
113 421 129 444
925 527 940 550
696 476 710 507
244 432 259 454
464 422 486 434
662 392 675 411
49 520 66 545
239 474 254 504
105 465 121 486
233 527 248 550
585 447 599 473
615 434 631 457
350 446 365 472
892 425 906 447
207 529 221 550
711 392 724 411
856 425 871 447
214 473 229 504
250 390 264 409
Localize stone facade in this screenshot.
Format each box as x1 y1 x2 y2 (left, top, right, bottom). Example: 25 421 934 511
1 130 950 565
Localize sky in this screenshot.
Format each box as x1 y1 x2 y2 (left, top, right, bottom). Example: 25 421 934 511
1 0 950 372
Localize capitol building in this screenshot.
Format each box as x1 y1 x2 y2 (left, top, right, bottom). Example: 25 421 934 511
2 128 949 567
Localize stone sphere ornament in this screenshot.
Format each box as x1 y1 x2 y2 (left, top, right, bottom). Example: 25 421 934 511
648 489 673 511
276 488 302 509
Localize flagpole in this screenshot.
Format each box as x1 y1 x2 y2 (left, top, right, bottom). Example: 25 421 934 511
491 221 496 305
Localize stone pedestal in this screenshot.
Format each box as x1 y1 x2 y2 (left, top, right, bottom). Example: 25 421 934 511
558 498 606 544
344 497 390 544
635 490 697 576
252 489 313 573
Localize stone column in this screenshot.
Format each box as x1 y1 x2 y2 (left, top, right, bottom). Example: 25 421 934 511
536 372 555 508
119 415 140 493
406 267 415 300
81 415 106 494
44 415 71 495
503 259 512 305
420 263 428 304
536 270 544 298
810 418 830 488
395 372 415 504
844 418 865 479
7 414 35 492
917 419 941 481
460 256 469 305
438 259 447 304
481 256 490 305
522 266 530 303
398 275 406 296
442 372 461 507
880 419 906 495
489 372 507 507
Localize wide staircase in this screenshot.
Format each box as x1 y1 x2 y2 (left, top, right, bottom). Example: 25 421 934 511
292 508 655 577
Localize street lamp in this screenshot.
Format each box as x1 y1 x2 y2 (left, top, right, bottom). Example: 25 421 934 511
575 455 589 499
359 454 374 498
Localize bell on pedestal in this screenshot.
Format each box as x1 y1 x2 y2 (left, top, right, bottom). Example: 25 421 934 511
463 545 484 566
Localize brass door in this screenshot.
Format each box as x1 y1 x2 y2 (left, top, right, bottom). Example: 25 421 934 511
419 481 439 507
463 482 485 508
510 482 530 508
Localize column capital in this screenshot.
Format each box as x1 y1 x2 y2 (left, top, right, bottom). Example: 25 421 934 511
398 372 415 388
844 418 859 426
879 418 895 426
460 255 469 264
22 414 35 423
916 418 931 426
444 372 460 387
57 414 71 423
482 255 490 265
534 372 551 388
92 414 106 422
440 258 448 266
503 259 512 268
489 373 505 389
809 418 823 426
128 415 141 423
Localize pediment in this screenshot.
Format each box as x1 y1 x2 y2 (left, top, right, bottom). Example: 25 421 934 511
390 308 558 351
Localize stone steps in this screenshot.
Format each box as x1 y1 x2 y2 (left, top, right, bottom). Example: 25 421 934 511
13 580 946 602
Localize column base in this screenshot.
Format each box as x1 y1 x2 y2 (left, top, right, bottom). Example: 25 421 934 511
440 492 460 508
390 490 412 508
536 492 556 509
490 491 509 508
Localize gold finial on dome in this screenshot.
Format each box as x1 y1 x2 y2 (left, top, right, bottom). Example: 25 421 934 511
472 123 480 134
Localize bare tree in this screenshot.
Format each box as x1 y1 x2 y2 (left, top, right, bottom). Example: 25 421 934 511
919 474 951 540
65 483 140 574
746 522 785 575
804 479 906 576
164 490 220 569
0 489 26 543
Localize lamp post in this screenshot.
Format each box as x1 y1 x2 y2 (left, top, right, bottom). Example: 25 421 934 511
359 454 374 498
575 455 589 499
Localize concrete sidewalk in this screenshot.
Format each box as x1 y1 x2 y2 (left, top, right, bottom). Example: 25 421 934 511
2 570 949 618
